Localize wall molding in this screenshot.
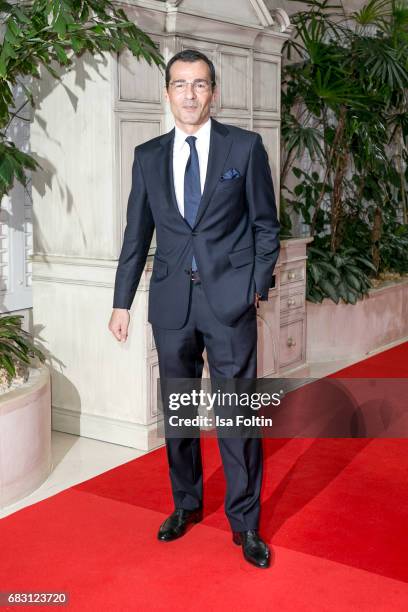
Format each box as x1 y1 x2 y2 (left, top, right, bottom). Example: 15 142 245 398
52 405 164 451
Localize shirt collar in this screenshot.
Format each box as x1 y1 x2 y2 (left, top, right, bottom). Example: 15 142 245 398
174 116 212 152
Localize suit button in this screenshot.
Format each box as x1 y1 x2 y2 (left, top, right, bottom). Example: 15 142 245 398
191 231 198 236
184 269 191 275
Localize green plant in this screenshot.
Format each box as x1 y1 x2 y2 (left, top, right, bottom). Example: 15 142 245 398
307 244 377 303
284 166 332 235
379 221 408 273
0 315 45 384
281 0 408 303
0 0 164 201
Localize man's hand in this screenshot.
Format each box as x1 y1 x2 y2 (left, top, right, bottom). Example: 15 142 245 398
254 292 262 309
109 308 130 342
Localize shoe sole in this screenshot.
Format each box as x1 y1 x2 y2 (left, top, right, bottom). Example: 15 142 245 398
244 554 271 569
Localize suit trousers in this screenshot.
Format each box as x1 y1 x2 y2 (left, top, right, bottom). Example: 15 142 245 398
152 279 262 532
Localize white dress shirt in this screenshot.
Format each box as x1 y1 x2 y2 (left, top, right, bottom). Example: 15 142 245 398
172 117 211 216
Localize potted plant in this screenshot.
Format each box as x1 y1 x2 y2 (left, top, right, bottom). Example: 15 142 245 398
0 314 46 394
279 0 408 360
280 0 408 305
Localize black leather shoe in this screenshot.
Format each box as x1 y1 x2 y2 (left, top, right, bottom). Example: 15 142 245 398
158 508 203 541
232 530 271 568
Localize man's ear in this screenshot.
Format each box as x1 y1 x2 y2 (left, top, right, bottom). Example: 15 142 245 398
211 86 218 108
164 87 169 103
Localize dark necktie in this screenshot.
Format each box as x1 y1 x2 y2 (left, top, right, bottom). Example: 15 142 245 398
184 136 201 271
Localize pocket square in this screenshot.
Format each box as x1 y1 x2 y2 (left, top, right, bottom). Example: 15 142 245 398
220 168 241 181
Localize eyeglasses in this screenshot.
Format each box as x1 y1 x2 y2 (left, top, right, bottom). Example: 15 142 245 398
169 79 213 93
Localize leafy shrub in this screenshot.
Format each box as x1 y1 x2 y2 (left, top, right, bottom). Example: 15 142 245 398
307 246 377 304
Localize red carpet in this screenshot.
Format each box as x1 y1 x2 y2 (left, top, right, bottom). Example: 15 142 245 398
1 342 408 610
329 340 408 378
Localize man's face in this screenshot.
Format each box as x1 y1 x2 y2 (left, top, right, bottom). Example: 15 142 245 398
164 59 217 130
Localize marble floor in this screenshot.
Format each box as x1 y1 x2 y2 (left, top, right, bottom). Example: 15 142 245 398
1 335 406 520
0 432 144 519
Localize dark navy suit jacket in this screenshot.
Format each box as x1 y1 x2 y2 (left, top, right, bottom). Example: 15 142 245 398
113 117 280 329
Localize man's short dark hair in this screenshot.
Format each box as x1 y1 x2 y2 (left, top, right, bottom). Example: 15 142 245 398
165 49 216 90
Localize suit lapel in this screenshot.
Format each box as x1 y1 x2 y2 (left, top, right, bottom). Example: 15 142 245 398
158 128 177 211
158 128 193 230
193 118 232 228
158 117 233 228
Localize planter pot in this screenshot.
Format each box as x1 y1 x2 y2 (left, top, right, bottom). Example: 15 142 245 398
0 365 51 508
307 279 408 362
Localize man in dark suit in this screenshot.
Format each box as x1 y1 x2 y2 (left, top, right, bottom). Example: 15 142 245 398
109 49 280 568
